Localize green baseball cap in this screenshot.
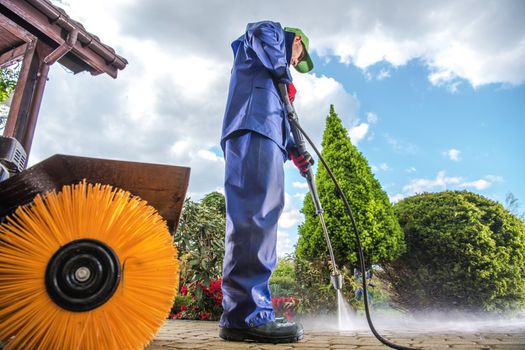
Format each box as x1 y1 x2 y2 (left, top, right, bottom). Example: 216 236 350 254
284 27 314 73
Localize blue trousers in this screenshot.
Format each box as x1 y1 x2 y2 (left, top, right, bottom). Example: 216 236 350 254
220 131 285 329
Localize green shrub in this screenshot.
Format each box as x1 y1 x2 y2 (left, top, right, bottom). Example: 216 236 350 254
382 191 525 312
296 105 405 270
270 257 298 297
294 256 337 315
0 67 18 103
175 194 225 286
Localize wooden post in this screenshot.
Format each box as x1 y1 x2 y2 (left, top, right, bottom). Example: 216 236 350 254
3 39 37 142
2 40 50 161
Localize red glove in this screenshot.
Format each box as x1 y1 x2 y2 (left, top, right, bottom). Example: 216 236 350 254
288 82 297 103
289 146 314 174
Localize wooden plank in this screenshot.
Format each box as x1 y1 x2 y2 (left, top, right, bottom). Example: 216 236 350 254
0 42 27 69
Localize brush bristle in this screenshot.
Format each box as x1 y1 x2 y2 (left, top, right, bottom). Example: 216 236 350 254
0 181 179 349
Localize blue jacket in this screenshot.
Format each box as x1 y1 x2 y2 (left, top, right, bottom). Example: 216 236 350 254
221 21 295 155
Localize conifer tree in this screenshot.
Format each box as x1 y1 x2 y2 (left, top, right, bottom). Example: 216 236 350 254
296 105 405 269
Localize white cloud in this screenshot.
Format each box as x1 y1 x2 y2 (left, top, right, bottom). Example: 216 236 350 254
197 150 224 163
394 171 504 201
278 193 303 230
406 167 417 173
346 112 378 145
389 193 407 203
294 193 307 201
367 112 378 124
348 123 369 145
385 134 418 154
276 230 295 257
403 170 462 194
292 181 309 190
30 23 356 199
377 69 391 80
445 148 461 161
486 175 504 183
69 0 525 90
372 163 389 172
292 73 359 147
32 0 522 203
459 179 491 190
311 1 525 88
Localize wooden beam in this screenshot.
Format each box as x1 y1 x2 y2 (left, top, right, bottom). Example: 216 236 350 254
0 10 35 42
0 42 27 69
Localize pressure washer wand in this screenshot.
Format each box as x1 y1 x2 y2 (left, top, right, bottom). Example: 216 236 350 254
278 83 342 291
277 82 418 350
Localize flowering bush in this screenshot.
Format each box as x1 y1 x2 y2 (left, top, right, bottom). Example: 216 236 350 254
169 278 301 321
170 279 223 321
272 296 300 320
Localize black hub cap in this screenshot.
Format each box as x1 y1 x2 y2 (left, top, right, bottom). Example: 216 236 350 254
45 238 121 312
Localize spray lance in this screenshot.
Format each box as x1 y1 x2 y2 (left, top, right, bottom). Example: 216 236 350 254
277 83 417 350
277 83 343 291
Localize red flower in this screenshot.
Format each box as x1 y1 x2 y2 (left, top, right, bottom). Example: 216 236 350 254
170 312 183 319
181 305 188 311
209 279 222 294
181 285 188 296
200 312 211 320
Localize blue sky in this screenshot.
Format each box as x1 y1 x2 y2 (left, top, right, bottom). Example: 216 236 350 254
318 56 524 203
281 56 524 255
7 0 522 257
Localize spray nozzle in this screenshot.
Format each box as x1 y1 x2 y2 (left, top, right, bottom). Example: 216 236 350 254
330 272 343 290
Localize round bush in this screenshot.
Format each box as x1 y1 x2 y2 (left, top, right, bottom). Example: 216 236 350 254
382 191 525 312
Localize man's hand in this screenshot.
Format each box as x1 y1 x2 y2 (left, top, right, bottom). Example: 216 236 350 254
289 146 314 174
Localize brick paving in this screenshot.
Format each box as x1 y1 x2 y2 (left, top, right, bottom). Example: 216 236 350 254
146 319 525 350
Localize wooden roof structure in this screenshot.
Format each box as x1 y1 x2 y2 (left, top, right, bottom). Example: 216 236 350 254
0 0 128 158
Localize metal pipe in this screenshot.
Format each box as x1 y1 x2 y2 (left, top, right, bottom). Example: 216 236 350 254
331 272 343 290
43 29 78 65
278 83 343 290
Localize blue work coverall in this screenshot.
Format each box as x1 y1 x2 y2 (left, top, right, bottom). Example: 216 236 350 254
220 21 295 329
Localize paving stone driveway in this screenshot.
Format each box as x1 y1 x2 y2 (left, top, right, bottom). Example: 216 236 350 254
147 320 525 350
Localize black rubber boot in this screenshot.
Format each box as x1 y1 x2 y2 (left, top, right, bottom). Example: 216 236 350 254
219 320 304 343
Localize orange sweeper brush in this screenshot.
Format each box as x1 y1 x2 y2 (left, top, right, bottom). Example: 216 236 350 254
0 181 179 349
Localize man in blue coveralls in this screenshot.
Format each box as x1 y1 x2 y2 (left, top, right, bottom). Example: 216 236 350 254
219 21 314 343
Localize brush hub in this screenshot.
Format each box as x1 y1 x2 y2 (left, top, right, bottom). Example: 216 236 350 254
74 266 91 282
45 238 121 312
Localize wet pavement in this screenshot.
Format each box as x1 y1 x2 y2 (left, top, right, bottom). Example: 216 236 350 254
146 319 525 349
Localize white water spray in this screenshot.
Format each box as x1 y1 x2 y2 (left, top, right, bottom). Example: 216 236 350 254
337 290 356 331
